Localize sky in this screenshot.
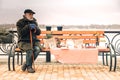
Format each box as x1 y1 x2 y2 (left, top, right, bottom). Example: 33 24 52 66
0 0 120 25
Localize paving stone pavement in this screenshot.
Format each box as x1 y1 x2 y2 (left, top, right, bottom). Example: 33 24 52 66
0 56 120 80
0 62 120 80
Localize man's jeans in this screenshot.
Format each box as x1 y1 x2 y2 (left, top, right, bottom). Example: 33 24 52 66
26 46 40 66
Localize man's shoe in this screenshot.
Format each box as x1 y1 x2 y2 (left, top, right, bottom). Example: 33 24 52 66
21 63 27 71
27 66 35 73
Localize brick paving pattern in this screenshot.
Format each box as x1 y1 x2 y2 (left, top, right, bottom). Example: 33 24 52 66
0 55 120 80
0 62 120 80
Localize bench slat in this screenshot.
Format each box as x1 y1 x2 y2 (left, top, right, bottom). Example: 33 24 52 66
37 36 104 39
41 31 104 34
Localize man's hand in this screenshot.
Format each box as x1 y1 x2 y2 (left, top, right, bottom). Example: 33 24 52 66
29 24 36 29
29 24 36 33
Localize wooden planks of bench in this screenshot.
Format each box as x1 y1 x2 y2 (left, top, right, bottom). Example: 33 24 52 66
37 30 104 44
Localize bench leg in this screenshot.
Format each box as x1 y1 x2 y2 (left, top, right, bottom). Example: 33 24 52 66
17 52 19 65
13 56 15 71
16 52 23 65
109 54 112 71
8 54 15 71
21 52 23 65
109 53 117 72
8 55 11 71
106 53 108 66
102 52 105 65
114 55 117 71
46 51 51 62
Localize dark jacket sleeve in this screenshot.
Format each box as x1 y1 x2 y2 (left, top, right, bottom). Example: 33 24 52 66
35 26 41 35
16 20 30 36
34 22 41 35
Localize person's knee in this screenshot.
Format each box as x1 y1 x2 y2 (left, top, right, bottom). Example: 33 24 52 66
34 46 40 54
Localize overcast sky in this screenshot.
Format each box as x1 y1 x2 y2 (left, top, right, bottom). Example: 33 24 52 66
0 0 120 25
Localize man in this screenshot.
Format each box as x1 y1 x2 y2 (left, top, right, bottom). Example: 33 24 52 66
16 9 41 73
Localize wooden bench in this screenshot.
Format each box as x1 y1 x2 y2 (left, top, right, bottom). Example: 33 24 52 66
38 30 117 71
39 31 116 71
8 30 106 71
